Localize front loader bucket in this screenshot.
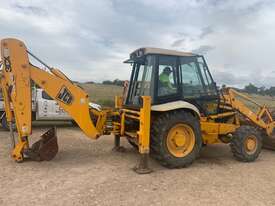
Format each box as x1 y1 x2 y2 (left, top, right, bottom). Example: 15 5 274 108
25 127 58 161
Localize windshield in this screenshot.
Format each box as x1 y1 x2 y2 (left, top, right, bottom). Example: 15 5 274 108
127 55 154 105
180 56 217 98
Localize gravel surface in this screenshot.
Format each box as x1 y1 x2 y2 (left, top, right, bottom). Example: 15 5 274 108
1 126 275 206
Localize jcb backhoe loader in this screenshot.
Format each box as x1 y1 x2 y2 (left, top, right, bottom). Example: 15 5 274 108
1 38 275 173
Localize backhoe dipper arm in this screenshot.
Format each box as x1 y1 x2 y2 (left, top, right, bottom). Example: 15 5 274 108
0 38 100 161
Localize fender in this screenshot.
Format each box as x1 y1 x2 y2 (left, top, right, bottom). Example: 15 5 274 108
151 100 200 117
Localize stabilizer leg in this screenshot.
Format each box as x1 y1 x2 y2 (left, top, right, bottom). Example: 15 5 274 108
133 153 152 174
112 134 126 152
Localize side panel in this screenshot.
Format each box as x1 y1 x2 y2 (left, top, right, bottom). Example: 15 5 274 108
200 121 239 144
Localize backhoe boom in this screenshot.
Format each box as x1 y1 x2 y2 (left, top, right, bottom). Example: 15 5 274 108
0 38 100 161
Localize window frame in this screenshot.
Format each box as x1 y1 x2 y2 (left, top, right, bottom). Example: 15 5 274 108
154 55 181 103
179 55 218 98
126 55 155 105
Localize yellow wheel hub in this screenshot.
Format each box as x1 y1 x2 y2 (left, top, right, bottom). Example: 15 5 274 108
245 135 257 154
166 123 195 157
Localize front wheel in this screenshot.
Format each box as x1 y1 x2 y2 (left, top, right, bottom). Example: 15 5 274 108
230 126 262 162
150 110 202 168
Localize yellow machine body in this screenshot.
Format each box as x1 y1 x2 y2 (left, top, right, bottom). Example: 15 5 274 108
1 38 275 172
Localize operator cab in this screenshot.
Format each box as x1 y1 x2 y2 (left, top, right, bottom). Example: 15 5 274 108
124 47 219 115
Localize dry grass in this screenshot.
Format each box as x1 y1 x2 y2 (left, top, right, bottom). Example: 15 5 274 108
79 83 123 106
237 93 275 113
78 83 275 111
250 94 275 109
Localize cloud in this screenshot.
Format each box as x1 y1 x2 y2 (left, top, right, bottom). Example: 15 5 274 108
192 45 215 55
13 4 47 16
0 0 275 87
199 26 214 39
213 71 248 86
171 38 185 47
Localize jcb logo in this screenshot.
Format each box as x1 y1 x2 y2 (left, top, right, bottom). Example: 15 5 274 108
57 86 73 105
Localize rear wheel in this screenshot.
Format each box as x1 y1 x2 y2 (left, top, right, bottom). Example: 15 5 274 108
230 126 262 162
150 110 202 168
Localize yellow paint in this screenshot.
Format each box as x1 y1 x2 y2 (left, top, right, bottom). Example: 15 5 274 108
200 120 239 144
244 135 257 154
115 96 123 109
11 140 27 162
166 123 195 157
1 38 32 138
138 96 151 154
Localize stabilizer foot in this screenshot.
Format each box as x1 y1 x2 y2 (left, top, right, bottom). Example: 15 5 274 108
133 154 152 174
112 134 126 152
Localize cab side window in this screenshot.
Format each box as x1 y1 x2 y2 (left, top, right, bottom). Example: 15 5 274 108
158 56 178 97
180 57 204 98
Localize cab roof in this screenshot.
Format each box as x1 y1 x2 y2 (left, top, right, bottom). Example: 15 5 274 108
124 47 197 63
135 47 196 57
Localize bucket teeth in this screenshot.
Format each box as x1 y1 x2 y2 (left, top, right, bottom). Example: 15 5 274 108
25 127 58 161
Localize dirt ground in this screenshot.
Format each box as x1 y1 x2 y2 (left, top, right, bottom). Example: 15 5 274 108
1 125 275 206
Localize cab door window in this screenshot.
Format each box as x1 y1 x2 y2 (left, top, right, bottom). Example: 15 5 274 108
180 57 205 98
158 56 178 97
197 57 217 95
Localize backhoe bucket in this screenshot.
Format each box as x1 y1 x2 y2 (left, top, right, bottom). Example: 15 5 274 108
25 127 58 161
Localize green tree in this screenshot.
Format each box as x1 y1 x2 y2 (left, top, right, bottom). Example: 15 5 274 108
244 83 258 94
266 87 275 96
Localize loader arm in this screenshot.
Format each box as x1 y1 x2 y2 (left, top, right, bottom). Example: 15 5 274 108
0 38 100 161
221 88 275 136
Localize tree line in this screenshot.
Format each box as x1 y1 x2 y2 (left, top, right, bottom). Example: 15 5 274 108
85 80 275 96
85 79 125 86
222 83 275 96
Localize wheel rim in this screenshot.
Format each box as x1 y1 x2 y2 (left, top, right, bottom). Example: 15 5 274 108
166 123 196 157
244 135 257 155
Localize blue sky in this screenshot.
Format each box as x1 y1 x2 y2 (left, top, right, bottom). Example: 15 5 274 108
1 0 275 87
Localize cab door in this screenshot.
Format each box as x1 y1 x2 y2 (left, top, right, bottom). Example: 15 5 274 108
179 56 219 115
155 55 181 104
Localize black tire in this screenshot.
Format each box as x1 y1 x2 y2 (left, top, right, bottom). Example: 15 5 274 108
150 110 202 168
230 125 262 162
